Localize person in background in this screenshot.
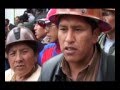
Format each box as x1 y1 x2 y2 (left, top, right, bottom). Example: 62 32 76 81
5 18 15 70
5 26 41 81
5 53 10 70
14 16 21 26
39 9 115 81
45 20 58 43
33 18 49 53
17 13 29 27
98 8 115 56
26 9 35 23
5 19 15 31
38 9 61 66
5 19 16 38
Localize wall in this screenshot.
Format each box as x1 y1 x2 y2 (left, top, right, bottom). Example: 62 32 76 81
5 8 26 24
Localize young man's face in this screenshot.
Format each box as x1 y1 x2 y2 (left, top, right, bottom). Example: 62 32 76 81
102 10 115 34
45 23 58 43
34 24 46 40
58 15 99 63
7 43 36 76
14 17 20 25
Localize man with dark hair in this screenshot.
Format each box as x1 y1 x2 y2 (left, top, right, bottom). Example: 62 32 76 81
38 11 61 65
39 9 115 81
5 19 15 30
14 16 20 26
99 8 115 56
33 18 48 53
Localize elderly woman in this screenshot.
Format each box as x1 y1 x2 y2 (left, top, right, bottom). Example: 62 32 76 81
5 26 41 81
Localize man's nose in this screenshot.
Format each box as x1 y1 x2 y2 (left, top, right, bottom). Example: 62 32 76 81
45 27 49 33
15 52 23 62
65 30 75 43
34 25 37 30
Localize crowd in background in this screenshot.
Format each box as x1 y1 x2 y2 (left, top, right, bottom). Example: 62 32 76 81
5 8 115 81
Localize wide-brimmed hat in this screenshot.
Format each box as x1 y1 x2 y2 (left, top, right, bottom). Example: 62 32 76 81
48 9 112 32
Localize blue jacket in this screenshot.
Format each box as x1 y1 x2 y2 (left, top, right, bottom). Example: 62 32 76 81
38 42 61 65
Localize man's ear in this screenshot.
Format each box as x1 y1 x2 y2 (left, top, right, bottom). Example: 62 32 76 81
92 28 101 43
34 52 38 63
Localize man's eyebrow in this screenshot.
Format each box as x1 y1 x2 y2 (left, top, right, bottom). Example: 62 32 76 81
72 25 86 28
9 48 15 52
21 47 30 50
9 47 29 51
59 24 67 27
60 25 85 27
8 49 16 54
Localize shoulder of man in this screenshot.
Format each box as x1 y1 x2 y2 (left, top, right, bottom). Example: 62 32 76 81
38 53 64 81
101 50 115 81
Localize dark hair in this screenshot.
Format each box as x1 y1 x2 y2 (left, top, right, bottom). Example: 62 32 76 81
84 17 98 31
35 19 46 28
15 16 20 19
19 13 29 22
5 19 10 26
36 9 46 13
26 9 32 13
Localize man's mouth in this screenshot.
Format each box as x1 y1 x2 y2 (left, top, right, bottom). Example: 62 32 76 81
16 65 24 68
35 32 37 36
64 46 77 55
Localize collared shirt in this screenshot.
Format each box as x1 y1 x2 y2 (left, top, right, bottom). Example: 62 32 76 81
104 37 115 53
5 65 41 81
61 46 101 81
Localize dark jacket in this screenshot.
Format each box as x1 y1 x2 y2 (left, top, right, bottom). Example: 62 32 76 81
39 50 115 81
9 23 15 30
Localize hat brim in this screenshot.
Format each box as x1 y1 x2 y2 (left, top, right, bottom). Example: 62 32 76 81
50 14 112 32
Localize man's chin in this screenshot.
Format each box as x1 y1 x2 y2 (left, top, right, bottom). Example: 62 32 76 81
64 55 76 62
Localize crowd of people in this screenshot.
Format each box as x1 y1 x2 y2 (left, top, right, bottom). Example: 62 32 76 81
5 8 115 81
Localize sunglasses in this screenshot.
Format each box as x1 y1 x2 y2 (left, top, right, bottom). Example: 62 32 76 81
35 20 46 27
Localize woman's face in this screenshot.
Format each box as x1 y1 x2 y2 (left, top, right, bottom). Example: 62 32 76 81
7 43 36 76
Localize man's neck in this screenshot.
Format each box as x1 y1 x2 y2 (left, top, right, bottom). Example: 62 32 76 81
68 46 95 80
106 30 115 40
